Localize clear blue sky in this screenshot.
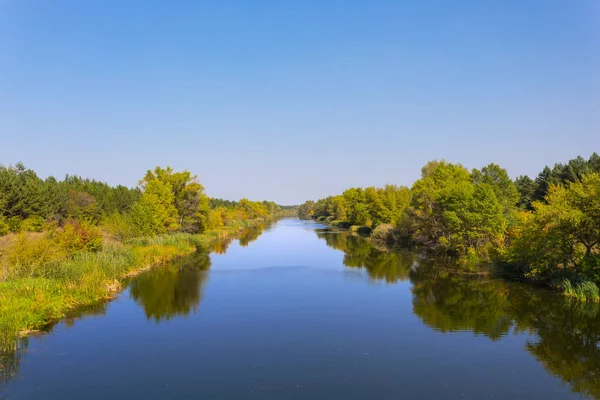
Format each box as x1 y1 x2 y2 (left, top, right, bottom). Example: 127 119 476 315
1 0 598 205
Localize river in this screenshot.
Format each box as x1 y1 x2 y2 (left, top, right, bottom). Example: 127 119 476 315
1 219 599 399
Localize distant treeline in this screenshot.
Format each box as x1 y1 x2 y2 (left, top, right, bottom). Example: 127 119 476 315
0 163 289 238
299 153 600 299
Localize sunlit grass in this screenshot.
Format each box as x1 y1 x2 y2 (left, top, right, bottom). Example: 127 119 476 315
561 278 600 302
0 223 258 350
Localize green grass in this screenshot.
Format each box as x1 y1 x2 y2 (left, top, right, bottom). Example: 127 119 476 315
0 223 261 350
561 278 600 302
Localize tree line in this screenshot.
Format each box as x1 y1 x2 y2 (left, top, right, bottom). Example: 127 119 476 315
0 163 287 238
299 153 600 295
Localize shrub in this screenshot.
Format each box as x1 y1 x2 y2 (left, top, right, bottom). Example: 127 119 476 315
2 234 67 279
101 212 137 240
331 220 351 228
371 224 400 243
55 220 103 253
350 225 372 236
20 216 46 232
0 216 9 236
7 217 22 233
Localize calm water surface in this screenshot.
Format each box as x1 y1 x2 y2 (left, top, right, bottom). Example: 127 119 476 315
1 219 599 399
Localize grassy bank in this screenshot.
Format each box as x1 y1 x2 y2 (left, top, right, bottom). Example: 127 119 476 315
0 219 267 349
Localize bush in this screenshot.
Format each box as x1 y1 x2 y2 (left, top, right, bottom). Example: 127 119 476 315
350 225 372 236
0 217 9 236
20 216 46 232
331 220 351 228
101 212 137 240
55 220 103 253
2 234 67 279
7 217 22 233
371 224 400 243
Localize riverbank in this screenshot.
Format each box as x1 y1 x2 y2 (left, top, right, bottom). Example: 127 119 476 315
0 219 269 349
309 216 600 301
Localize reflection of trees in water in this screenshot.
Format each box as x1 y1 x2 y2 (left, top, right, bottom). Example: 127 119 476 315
316 230 414 283
509 290 600 399
210 221 269 253
317 228 600 398
410 261 512 340
0 337 27 390
410 259 600 399
238 224 266 247
210 236 234 254
131 222 270 322
1 302 108 391
129 253 211 322
0 223 270 390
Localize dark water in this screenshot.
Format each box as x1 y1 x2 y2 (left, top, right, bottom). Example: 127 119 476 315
1 219 599 399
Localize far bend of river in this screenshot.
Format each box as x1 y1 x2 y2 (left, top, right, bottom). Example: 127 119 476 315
1 219 599 399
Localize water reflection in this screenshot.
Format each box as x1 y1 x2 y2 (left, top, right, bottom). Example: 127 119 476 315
209 236 235 254
130 221 271 322
1 222 272 391
410 261 512 340
238 224 264 247
317 229 600 399
0 338 27 390
129 253 212 322
508 289 600 399
1 302 108 393
412 269 600 398
316 229 415 283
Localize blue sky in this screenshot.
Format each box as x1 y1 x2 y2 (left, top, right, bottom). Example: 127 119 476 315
1 0 598 204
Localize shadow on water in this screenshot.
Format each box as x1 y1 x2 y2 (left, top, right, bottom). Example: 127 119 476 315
316 229 600 399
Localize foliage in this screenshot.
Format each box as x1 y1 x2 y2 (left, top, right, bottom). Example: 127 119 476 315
2 234 68 279
100 212 138 240
131 179 179 236
0 220 268 350
141 166 210 233
0 162 139 231
561 278 600 302
20 216 46 232
299 185 411 229
410 161 508 256
517 153 600 209
508 173 600 283
0 216 10 236
300 154 600 293
54 220 103 253
371 224 401 244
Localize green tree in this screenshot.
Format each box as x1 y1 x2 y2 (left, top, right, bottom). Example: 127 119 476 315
471 163 518 216
515 175 536 210
509 173 600 278
141 166 210 233
131 179 179 235
342 187 369 226
410 160 472 247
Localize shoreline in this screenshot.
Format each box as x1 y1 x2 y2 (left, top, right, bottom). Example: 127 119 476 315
0 218 270 349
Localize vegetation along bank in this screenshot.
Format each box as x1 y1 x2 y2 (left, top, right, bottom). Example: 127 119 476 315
0 164 295 348
298 153 600 301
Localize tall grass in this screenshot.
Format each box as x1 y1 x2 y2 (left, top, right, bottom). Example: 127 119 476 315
561 278 600 302
0 221 260 350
